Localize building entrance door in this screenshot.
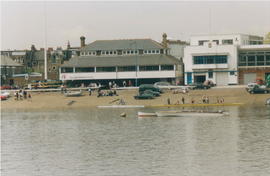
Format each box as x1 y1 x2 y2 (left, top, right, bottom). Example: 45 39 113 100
194 75 206 83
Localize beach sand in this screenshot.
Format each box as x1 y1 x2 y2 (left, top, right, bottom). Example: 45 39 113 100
1 87 269 110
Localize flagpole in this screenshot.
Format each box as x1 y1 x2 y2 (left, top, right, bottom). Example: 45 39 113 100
44 1 48 80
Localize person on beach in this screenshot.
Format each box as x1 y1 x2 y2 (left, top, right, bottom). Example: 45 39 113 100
202 95 206 103
28 93 32 101
123 81 126 87
15 91 19 100
175 100 180 105
167 98 171 105
88 88 92 96
109 82 112 89
181 97 185 104
19 90 23 100
191 98 195 104
23 90 27 99
205 96 209 104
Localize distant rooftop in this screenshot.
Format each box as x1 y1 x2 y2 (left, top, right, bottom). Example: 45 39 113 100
81 39 165 51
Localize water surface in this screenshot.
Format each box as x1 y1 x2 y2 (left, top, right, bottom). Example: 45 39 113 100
1 106 270 176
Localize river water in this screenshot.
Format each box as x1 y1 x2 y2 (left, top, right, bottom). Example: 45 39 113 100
1 106 270 176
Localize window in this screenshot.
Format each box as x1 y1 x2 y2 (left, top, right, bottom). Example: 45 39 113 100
110 51 113 55
152 50 155 54
127 51 130 54
208 71 213 78
266 55 270 65
135 50 138 54
257 55 265 66
247 56 255 66
117 50 122 55
102 51 105 55
148 50 151 54
193 55 227 64
96 67 116 72
131 50 134 54
106 51 109 55
156 50 160 54
75 67 95 72
52 66 56 70
61 67 73 73
139 65 159 71
213 40 219 45
198 40 208 45
114 51 117 55
161 65 174 70
230 71 235 75
222 39 233 45
123 51 126 54
118 66 136 72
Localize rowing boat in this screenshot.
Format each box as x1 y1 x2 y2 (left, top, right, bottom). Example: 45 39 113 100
97 105 145 108
155 110 228 117
137 111 157 117
64 90 82 97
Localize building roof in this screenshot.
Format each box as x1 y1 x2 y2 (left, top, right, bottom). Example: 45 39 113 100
239 45 270 50
81 39 164 51
1 55 23 67
61 54 181 68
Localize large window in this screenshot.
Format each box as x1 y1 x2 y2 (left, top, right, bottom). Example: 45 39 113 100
75 67 95 73
118 66 136 72
96 67 116 72
61 67 73 73
139 65 159 71
222 39 233 45
193 55 227 64
239 51 270 66
161 65 174 70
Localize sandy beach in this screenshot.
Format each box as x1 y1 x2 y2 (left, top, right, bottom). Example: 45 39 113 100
1 87 269 111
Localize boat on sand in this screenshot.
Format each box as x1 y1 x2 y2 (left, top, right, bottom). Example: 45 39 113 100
64 90 82 97
155 110 228 117
137 111 157 117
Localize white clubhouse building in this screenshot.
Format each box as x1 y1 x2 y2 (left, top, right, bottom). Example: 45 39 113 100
60 38 183 86
183 34 265 85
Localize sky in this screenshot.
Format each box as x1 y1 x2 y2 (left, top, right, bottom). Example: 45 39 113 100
1 1 270 50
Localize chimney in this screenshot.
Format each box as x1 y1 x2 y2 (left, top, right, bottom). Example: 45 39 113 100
31 44 36 51
162 33 168 48
67 40 71 49
80 36 86 48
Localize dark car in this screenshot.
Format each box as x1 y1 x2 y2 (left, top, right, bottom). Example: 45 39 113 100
247 85 269 94
134 92 154 99
189 83 211 90
139 84 163 93
143 89 160 97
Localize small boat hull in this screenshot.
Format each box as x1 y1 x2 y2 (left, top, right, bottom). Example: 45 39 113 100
137 111 157 117
156 110 227 117
64 91 82 97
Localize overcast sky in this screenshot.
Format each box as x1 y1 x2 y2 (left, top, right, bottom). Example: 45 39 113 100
1 1 270 50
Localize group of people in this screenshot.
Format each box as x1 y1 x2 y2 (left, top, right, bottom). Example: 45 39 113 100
166 95 224 105
14 89 31 100
97 89 118 97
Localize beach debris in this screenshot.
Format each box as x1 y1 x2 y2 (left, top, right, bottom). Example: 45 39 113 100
120 112 127 117
109 98 120 104
67 100 76 106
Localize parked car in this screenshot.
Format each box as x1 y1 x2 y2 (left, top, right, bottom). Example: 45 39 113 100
247 85 269 94
134 92 155 99
189 83 211 90
144 89 160 97
0 85 12 90
139 84 163 93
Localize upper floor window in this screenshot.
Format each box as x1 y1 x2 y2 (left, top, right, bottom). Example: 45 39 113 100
161 65 174 71
139 65 159 71
198 40 208 46
222 39 233 45
96 66 116 72
61 67 73 73
75 67 95 73
193 55 227 64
